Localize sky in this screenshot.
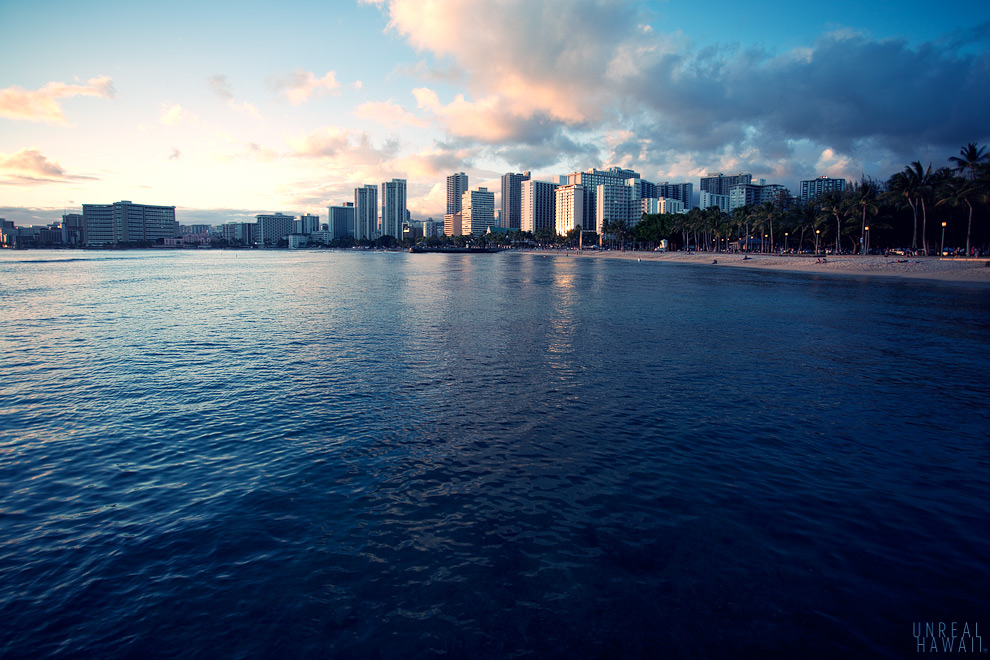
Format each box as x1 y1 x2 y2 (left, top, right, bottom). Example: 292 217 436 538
1 0 988 227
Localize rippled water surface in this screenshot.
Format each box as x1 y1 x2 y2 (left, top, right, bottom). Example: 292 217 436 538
2 250 988 659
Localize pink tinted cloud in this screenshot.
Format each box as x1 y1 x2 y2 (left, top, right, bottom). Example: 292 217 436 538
0 76 115 124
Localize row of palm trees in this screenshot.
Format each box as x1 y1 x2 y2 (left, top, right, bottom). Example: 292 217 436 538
636 143 990 255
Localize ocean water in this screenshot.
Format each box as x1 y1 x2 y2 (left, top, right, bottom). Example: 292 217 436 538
1 249 988 659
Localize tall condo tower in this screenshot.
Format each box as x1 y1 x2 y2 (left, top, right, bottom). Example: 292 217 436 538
446 172 469 215
500 171 531 230
380 179 407 239
354 185 378 241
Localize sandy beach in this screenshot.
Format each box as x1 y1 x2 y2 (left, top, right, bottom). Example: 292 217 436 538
535 249 990 285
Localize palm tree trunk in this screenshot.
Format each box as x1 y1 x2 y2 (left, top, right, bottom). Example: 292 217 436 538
834 213 841 254
921 197 928 255
860 206 866 255
966 199 973 256
909 198 918 249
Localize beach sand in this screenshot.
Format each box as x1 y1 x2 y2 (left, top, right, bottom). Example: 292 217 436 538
537 250 990 285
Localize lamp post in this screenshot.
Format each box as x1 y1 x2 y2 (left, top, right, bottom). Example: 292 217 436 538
784 232 789 253
815 229 820 255
864 226 869 255
764 234 768 254
941 221 947 256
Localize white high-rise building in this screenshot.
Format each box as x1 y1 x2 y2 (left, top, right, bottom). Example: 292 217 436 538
728 183 788 211
800 176 845 202
596 181 641 234
256 213 295 246
555 184 595 235
380 179 407 239
354 185 378 240
699 192 730 213
460 187 495 235
446 172 469 215
520 179 559 233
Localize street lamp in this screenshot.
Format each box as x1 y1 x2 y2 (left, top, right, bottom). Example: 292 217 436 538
815 229 820 255
864 226 869 255
784 232 789 253
941 221 947 256
764 234 768 254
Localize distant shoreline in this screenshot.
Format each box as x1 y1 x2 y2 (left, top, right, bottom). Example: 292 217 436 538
530 249 990 286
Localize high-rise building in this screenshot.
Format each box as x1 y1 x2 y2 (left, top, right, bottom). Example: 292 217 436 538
566 166 640 189
596 181 641 234
699 192 730 213
255 213 295 246
520 179 558 233
460 187 495 235
500 171 531 230
701 173 753 197
656 182 694 210
446 172 469 215
443 212 463 237
328 203 355 239
555 184 595 235
0 218 16 247
222 222 256 245
83 201 177 246
728 184 788 211
380 179 407 238
800 176 846 202
295 214 320 235
61 213 85 245
564 167 638 234
640 180 657 200
354 185 378 240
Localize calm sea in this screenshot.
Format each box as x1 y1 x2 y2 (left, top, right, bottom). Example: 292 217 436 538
1 249 988 659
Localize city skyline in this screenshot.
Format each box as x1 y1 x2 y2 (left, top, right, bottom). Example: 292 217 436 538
2 0 988 227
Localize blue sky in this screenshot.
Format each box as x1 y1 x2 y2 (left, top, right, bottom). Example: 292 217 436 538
1 0 988 226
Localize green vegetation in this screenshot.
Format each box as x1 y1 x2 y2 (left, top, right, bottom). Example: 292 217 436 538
626 143 990 255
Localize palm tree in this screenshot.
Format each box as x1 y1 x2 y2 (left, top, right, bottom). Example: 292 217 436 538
949 143 990 181
937 176 988 257
905 162 933 253
887 171 919 250
849 176 880 254
819 190 848 254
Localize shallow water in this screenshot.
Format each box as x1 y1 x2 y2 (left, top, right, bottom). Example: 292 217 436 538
1 249 988 658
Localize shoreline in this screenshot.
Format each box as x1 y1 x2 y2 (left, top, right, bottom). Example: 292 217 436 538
531 249 990 285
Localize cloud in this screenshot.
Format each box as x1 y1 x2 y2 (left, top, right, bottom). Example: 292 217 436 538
0 148 96 185
208 74 233 100
207 75 262 119
160 103 187 125
391 145 479 178
271 70 342 105
370 0 989 188
354 99 427 128
0 75 115 124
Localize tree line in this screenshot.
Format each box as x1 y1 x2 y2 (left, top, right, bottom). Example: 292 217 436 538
457 143 990 256
630 143 990 256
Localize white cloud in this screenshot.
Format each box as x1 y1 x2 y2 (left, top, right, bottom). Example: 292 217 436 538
160 103 187 125
273 70 342 105
354 99 427 128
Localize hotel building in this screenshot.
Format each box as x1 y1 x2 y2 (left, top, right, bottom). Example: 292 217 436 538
446 172 469 215
83 201 177 247
380 179 407 239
